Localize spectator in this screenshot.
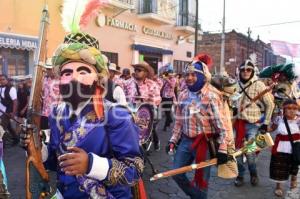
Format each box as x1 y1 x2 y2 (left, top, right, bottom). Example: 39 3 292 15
105 63 127 106
0 74 18 145
120 68 131 80
17 81 30 118
40 66 60 130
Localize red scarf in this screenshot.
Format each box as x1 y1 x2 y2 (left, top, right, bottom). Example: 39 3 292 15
272 134 300 155
190 133 212 189
234 119 247 149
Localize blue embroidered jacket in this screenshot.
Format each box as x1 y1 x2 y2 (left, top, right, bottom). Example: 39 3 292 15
45 102 144 199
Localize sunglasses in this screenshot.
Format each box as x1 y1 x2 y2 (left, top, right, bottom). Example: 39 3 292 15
240 68 253 73
134 68 144 73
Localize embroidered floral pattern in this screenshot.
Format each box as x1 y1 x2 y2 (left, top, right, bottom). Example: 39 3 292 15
124 157 144 174
105 157 144 186
105 159 127 186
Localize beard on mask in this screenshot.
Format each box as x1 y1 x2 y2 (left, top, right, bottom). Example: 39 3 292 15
59 80 96 110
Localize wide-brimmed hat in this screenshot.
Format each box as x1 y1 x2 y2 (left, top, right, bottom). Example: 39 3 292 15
132 61 155 78
108 63 121 74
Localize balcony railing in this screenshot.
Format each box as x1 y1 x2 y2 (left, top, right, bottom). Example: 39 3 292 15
138 0 157 14
137 0 175 24
177 13 196 27
107 0 135 10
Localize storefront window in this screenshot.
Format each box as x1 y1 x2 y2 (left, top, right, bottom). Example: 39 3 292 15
0 48 28 76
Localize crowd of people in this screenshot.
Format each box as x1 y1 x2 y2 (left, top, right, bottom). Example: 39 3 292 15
1 51 300 198
1 49 300 199
0 20 299 199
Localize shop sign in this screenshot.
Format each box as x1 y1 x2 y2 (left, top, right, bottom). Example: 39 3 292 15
0 33 38 50
96 14 137 32
142 26 173 40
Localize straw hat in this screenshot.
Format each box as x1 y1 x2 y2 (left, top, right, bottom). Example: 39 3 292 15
108 63 121 74
132 61 155 78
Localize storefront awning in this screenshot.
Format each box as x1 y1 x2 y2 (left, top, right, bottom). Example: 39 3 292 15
132 44 173 55
0 33 38 51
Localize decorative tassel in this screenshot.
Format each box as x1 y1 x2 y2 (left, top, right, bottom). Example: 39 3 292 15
79 0 108 28
194 53 213 69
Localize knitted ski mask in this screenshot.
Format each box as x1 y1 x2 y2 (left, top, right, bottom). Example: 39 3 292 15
184 61 206 92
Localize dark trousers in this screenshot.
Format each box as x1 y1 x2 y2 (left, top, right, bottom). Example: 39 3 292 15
40 116 49 130
0 114 18 141
152 122 159 145
173 136 210 199
162 97 173 129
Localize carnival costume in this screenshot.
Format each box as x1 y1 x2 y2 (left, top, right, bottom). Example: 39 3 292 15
259 63 299 116
270 100 300 182
39 1 144 198
159 64 177 131
168 54 232 199
234 58 275 186
122 62 162 151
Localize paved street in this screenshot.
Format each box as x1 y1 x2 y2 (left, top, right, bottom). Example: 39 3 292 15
2 119 300 199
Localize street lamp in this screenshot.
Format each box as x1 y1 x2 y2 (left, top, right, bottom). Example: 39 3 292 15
220 0 226 74
194 0 199 56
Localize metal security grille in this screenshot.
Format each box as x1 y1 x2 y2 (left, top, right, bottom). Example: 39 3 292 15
173 60 190 74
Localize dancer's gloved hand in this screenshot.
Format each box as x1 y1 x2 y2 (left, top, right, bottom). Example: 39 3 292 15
258 124 268 134
165 142 176 155
216 152 229 165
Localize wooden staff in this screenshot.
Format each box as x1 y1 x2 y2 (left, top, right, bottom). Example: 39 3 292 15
150 133 274 181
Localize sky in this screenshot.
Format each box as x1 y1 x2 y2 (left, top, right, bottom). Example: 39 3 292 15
198 0 300 44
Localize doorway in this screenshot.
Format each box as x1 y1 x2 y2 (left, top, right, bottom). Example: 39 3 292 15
140 52 162 74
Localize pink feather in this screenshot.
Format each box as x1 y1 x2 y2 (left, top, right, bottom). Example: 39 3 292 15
79 0 108 28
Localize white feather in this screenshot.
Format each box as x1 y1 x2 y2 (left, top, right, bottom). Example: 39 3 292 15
61 0 89 33
249 53 257 67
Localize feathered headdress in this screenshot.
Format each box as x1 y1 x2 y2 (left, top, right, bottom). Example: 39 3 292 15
61 0 107 33
236 53 260 77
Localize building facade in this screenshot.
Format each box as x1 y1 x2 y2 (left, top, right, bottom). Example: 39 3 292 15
0 0 199 76
0 0 65 76
198 30 286 76
87 0 198 74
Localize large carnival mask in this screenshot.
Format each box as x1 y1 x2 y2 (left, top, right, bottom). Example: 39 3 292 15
59 61 98 109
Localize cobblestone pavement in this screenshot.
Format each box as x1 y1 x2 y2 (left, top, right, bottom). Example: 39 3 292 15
2 120 300 199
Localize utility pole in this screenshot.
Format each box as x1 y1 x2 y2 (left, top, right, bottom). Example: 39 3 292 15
219 0 226 74
194 0 199 56
247 27 252 57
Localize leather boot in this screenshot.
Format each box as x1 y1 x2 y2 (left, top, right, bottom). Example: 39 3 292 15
234 176 244 187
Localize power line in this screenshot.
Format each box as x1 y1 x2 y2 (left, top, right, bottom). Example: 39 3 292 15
253 20 300 28
205 19 300 33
